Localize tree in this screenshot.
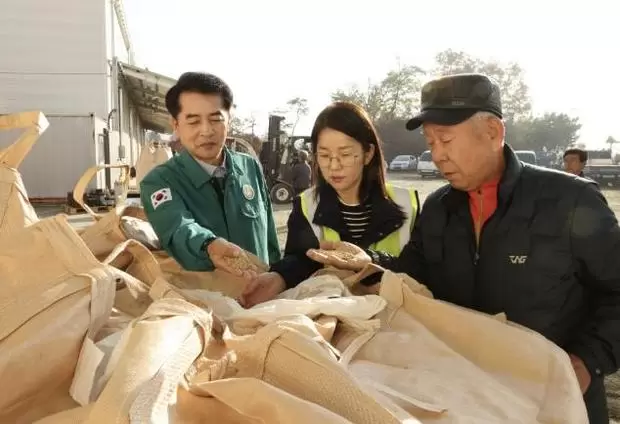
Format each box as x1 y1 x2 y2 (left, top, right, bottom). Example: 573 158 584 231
229 116 246 137
506 113 581 151
228 113 263 154
331 61 425 123
245 115 257 134
379 62 425 121
606 136 617 151
375 119 427 161
331 80 383 121
432 49 480 74
433 50 532 121
230 114 259 137
330 51 581 157
285 97 309 136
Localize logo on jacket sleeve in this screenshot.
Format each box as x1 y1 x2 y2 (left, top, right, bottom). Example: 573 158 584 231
150 188 172 209
242 184 255 200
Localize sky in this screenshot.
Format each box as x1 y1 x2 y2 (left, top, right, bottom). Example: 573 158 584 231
123 0 619 148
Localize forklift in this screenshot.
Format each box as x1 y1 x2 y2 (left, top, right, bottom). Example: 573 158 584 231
259 115 311 204
120 119 309 207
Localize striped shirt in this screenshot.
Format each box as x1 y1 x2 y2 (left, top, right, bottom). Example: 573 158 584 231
339 200 372 242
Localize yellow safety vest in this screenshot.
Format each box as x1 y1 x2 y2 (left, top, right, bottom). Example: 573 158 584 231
299 184 419 256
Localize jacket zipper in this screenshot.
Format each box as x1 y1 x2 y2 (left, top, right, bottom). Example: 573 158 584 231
212 178 228 233
474 190 483 266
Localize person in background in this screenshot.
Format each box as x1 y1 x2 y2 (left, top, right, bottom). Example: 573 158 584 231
563 147 588 177
291 149 312 196
309 74 620 423
140 72 280 277
169 134 184 156
240 101 420 307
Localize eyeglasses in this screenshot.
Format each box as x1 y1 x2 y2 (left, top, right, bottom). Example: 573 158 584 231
316 153 360 168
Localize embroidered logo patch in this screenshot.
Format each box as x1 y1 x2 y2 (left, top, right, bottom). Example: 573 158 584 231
242 184 255 200
150 188 172 209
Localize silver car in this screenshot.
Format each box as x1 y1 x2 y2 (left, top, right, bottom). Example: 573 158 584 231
389 155 417 171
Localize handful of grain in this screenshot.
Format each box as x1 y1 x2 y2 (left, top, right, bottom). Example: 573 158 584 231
224 254 258 273
313 249 356 261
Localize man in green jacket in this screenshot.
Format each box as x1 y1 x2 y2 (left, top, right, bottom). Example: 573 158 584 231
140 72 280 277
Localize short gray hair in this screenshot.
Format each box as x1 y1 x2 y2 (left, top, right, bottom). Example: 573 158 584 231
472 111 502 122
471 111 505 141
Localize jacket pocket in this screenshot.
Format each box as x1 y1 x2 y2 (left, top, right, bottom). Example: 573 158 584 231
240 201 259 219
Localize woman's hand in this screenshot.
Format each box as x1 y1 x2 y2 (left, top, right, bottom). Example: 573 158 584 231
239 272 286 308
306 240 372 271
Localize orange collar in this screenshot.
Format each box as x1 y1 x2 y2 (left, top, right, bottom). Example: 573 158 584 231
470 179 499 193
468 179 500 239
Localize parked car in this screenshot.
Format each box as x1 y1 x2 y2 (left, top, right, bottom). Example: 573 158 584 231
389 155 417 171
417 150 440 177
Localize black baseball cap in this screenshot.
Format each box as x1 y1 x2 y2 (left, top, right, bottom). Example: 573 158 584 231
405 73 503 131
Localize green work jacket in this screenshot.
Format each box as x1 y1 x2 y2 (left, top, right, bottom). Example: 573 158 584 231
140 148 280 271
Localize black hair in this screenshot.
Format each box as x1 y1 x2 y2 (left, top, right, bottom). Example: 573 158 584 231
563 148 588 163
310 101 389 201
165 72 233 118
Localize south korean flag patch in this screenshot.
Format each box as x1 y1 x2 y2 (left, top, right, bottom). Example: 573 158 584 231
150 188 172 210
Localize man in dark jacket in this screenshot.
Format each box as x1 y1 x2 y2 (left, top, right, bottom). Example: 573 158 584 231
564 147 588 177
291 149 312 196
308 73 620 423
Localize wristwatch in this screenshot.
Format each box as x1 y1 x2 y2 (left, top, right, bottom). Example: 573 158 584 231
202 236 218 254
365 248 380 264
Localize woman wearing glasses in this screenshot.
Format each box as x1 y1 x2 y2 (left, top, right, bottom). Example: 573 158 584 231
240 101 420 307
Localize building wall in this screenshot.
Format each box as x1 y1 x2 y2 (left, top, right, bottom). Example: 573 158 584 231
0 0 146 198
0 0 109 118
0 115 100 199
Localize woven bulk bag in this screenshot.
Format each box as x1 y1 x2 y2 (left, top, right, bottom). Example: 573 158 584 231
334 268 589 423
34 299 362 424
73 165 265 299
0 111 48 237
70 164 140 262
0 215 116 423
134 141 172 185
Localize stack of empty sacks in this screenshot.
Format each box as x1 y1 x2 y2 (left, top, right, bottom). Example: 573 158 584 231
0 111 588 423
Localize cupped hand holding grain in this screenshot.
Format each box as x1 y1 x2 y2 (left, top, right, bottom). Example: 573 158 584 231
207 238 260 280
306 240 372 271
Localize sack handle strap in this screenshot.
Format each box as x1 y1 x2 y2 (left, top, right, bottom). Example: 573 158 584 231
0 111 49 169
72 164 130 219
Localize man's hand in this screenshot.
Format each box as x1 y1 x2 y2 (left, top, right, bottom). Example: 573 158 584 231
239 272 286 308
306 241 372 271
569 354 592 394
206 238 259 280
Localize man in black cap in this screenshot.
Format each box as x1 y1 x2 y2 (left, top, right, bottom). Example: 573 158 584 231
308 73 620 423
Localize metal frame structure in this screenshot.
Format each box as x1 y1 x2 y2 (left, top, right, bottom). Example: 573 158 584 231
118 62 177 133
111 0 135 65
